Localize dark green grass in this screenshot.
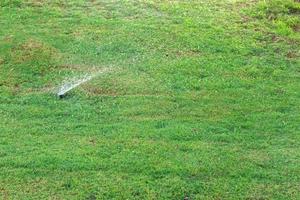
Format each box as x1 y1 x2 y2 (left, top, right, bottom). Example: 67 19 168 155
0 0 299 199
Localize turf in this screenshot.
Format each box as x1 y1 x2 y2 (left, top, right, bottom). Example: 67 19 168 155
0 0 299 199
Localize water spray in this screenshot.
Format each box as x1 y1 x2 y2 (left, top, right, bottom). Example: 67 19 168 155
57 68 109 98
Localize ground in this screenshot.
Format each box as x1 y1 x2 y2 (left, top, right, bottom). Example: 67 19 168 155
0 0 299 199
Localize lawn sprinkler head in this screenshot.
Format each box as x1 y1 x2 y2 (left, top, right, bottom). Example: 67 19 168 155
58 93 65 99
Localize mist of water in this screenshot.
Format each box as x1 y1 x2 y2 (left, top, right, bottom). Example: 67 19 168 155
57 68 109 97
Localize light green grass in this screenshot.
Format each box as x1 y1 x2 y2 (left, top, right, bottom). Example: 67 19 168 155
0 0 299 199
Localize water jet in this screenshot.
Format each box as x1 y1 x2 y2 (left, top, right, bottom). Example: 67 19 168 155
56 68 110 98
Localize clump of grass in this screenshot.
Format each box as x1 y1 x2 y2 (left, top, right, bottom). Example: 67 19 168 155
253 0 300 36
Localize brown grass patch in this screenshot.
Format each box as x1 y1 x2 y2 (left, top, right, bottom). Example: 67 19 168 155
286 51 299 59
59 64 106 73
11 39 60 65
24 0 44 7
234 0 258 9
292 23 300 32
81 84 118 96
0 187 9 200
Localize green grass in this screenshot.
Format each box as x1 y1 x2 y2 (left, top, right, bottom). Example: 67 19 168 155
0 0 299 199
248 0 300 37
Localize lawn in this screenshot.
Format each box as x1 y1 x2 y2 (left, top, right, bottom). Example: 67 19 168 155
0 0 299 199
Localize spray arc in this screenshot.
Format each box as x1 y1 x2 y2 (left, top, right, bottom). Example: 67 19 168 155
57 68 109 98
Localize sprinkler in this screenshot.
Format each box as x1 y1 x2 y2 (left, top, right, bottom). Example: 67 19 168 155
56 68 110 99
56 74 92 99
58 94 65 99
